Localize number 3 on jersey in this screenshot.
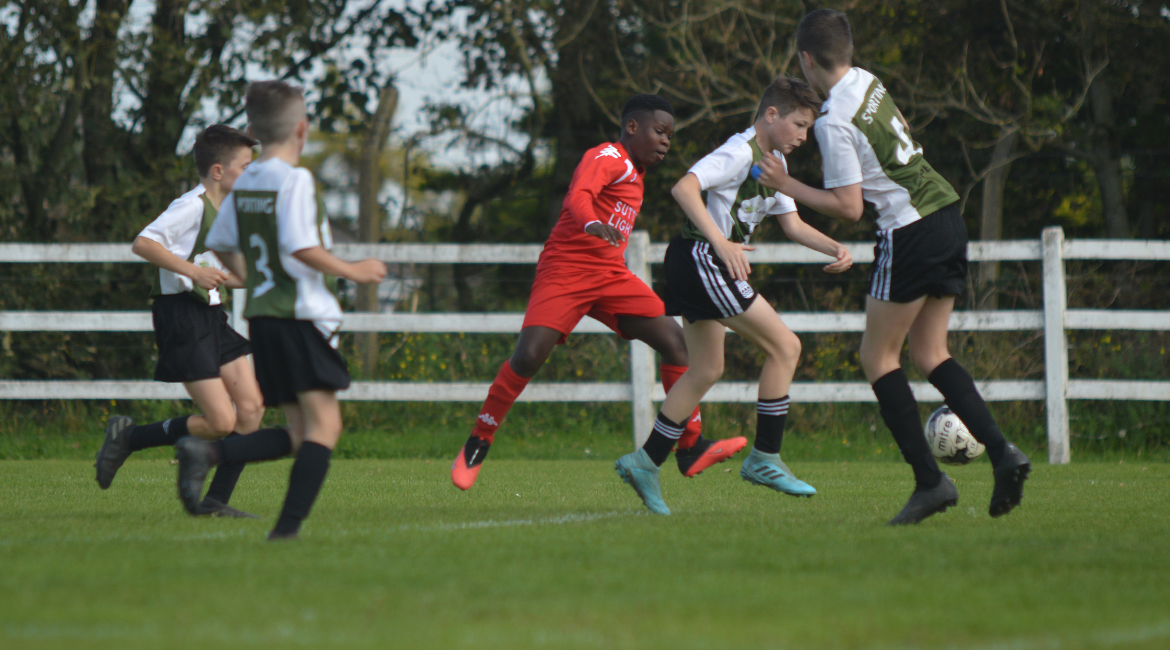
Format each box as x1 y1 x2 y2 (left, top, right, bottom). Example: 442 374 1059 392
249 233 277 298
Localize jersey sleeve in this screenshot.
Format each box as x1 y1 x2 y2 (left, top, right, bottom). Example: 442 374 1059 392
277 168 321 255
689 140 750 192
816 120 864 188
138 195 202 251
566 152 629 230
205 192 240 252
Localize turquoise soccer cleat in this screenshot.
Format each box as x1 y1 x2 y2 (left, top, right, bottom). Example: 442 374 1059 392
614 449 671 515
740 448 816 497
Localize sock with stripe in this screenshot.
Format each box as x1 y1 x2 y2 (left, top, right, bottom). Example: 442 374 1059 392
642 412 684 466
659 364 703 449
754 396 790 454
471 360 531 444
214 428 293 464
872 369 942 490
272 442 332 536
201 433 246 507
126 416 189 451
928 358 1008 465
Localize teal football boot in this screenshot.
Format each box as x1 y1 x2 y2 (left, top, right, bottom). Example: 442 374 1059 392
614 449 670 515
740 448 816 497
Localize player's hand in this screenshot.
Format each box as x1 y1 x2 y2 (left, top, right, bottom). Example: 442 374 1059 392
585 221 626 247
712 238 754 281
756 151 792 193
189 265 229 290
823 245 852 274
348 259 388 284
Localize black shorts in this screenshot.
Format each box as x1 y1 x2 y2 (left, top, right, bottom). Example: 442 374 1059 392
662 235 759 322
868 203 968 303
248 318 350 407
152 293 251 383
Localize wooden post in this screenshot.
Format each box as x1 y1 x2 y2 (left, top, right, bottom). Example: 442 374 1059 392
1041 227 1071 464
626 230 655 447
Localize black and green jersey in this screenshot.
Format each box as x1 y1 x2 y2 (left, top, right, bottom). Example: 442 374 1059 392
205 158 342 336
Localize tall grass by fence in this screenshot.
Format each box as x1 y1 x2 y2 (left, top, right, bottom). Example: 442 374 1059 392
1 226 1168 464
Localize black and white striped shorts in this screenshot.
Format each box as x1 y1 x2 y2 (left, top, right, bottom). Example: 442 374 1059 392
868 203 967 303
662 235 759 322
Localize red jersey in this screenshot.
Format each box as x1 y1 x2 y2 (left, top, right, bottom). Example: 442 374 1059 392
538 141 645 271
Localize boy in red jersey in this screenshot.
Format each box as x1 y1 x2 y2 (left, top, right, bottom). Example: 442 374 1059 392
452 95 747 490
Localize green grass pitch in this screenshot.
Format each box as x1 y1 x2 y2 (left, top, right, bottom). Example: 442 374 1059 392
1 458 1168 649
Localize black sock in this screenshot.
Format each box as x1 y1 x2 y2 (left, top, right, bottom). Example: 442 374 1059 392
272 442 332 536
872 369 942 490
126 416 189 451
215 428 292 464
643 413 683 466
928 358 1008 465
202 433 246 506
754 396 790 454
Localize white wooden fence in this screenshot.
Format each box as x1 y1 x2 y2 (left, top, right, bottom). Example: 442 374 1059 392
2 225 1168 463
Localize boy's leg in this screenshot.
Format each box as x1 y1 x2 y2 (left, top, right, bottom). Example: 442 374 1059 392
613 314 709 455
862 296 957 525
270 390 341 539
720 299 814 496
909 296 1029 516
615 319 725 514
197 356 267 511
451 326 562 490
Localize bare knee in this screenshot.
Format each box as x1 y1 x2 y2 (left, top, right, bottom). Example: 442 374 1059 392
202 409 237 437
763 330 802 365
690 358 724 388
909 344 950 376
653 330 688 367
509 347 546 377
235 398 265 433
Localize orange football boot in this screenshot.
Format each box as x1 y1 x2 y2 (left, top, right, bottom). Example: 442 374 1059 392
451 435 491 490
676 435 748 477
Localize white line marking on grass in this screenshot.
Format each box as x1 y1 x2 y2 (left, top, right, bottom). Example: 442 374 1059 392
414 510 636 532
866 621 1170 650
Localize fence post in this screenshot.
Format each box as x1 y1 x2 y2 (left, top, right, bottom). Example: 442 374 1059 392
1041 226 1070 464
231 288 248 339
626 230 656 447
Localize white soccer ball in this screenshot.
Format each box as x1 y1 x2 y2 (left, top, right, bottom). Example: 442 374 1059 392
924 406 986 465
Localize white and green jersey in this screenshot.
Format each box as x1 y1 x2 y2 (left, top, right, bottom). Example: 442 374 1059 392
816 68 958 231
683 126 798 244
205 158 341 339
138 184 228 306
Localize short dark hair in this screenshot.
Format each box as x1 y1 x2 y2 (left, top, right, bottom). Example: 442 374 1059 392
193 125 258 178
245 80 307 144
796 9 853 71
756 76 822 120
621 94 674 123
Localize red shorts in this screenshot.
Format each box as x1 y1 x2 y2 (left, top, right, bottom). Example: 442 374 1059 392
522 265 665 344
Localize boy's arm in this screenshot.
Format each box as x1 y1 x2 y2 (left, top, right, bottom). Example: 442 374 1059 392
212 251 247 284
757 151 864 222
292 247 387 284
775 212 852 273
131 236 228 290
671 173 754 281
567 154 626 247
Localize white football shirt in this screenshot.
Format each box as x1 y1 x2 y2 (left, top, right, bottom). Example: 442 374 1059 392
206 158 342 338
137 184 227 306
688 126 798 241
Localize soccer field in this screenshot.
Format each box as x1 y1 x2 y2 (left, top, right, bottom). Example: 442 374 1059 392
1 459 1167 650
